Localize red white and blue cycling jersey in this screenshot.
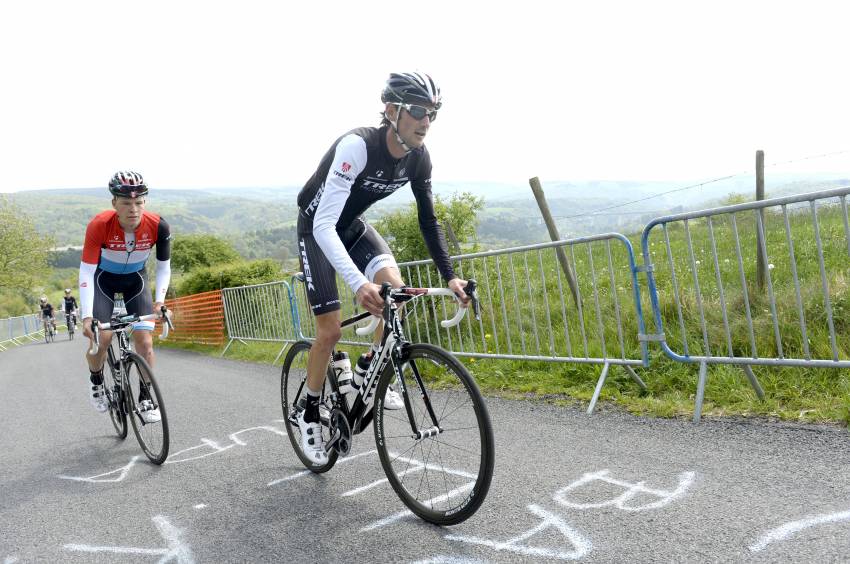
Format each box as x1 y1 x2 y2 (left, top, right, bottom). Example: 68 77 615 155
79 210 171 329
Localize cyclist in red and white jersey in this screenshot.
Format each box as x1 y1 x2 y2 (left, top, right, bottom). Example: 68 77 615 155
79 171 171 421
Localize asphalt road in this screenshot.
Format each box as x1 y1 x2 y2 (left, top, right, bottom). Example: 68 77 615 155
2 336 850 563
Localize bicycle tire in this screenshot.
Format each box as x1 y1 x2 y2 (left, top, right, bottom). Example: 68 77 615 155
125 352 170 464
105 355 128 439
67 319 75 340
280 340 338 473
374 343 495 525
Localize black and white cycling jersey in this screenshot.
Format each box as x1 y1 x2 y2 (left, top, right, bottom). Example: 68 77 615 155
297 125 455 294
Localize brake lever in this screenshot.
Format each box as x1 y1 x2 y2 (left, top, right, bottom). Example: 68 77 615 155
464 279 481 321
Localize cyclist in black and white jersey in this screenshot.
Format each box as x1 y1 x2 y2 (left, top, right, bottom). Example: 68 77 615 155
61 288 78 327
295 72 471 464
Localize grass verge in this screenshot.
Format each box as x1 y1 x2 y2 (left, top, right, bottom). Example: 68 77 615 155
156 339 850 426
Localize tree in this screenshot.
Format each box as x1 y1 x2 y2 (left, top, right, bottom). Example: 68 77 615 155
373 191 484 263
170 234 241 273
177 259 284 295
0 198 54 293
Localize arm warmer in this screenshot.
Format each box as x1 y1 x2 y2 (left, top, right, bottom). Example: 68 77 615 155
79 262 96 319
155 259 171 303
312 134 370 293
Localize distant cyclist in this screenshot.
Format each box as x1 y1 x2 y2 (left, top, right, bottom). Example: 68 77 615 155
39 296 57 333
61 288 78 327
79 171 172 422
294 72 470 464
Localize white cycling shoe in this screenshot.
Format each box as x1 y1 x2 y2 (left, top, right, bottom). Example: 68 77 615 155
296 409 328 465
383 385 404 410
89 383 108 413
138 400 162 424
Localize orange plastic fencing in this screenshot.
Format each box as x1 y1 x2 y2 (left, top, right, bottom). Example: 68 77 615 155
154 289 225 346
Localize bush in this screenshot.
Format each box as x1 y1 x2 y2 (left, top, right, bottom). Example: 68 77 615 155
177 259 285 295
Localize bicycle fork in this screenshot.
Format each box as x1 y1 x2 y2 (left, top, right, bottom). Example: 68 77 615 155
391 345 443 440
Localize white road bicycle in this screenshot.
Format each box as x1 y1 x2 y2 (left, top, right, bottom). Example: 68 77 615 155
90 307 174 464
281 280 494 525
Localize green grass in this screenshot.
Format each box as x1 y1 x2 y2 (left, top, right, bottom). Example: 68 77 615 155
156 339 850 426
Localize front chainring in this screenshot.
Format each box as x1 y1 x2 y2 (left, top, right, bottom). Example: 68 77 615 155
330 408 352 456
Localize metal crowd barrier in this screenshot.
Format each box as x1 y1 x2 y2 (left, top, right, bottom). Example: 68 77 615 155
285 234 652 414
217 185 849 422
0 314 43 351
221 280 298 363
641 186 850 421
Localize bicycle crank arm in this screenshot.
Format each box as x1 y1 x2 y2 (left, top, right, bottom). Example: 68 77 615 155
412 426 443 440
325 428 341 453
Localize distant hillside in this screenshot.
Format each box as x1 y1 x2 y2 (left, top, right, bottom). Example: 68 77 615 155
9 174 849 256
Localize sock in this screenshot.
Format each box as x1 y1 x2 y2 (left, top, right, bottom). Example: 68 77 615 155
138 382 151 403
304 387 321 424
90 370 103 386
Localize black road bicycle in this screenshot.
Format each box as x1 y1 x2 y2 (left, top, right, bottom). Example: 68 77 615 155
281 280 494 525
43 317 55 343
66 312 76 340
90 307 173 464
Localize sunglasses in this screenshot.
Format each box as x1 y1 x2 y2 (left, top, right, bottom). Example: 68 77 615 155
399 103 438 122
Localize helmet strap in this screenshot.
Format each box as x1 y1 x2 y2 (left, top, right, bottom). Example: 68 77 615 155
385 105 412 154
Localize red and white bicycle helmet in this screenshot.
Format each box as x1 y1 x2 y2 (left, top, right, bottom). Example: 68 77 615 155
108 171 148 197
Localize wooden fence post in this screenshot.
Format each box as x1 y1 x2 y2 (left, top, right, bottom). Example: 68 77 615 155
529 177 579 306
444 222 461 255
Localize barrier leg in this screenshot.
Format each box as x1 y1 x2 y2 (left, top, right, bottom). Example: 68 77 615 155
587 362 611 415
693 361 708 424
624 366 648 392
220 339 235 357
273 343 289 365
740 365 765 401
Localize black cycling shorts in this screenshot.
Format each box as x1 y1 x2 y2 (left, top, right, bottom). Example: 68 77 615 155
297 218 396 316
93 269 155 330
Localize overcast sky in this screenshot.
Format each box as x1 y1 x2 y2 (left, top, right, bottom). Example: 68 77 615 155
1 0 848 193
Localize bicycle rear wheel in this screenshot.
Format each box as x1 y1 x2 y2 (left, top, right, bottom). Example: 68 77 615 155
374 343 495 525
280 340 338 472
104 357 128 439
125 352 170 464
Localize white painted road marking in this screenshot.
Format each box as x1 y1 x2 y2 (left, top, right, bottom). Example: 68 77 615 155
64 514 195 563
267 450 378 486
553 469 696 511
167 438 236 464
58 456 142 483
445 504 593 561
749 508 850 552
411 557 487 563
361 482 475 531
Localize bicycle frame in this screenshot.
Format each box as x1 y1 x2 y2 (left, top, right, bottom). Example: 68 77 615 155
327 283 478 438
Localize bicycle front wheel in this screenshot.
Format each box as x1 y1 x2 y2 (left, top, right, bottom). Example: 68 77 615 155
125 353 170 464
280 340 338 472
374 343 495 525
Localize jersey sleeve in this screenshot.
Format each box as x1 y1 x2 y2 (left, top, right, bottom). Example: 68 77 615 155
312 134 371 293
81 217 105 265
411 151 456 282
155 217 172 261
